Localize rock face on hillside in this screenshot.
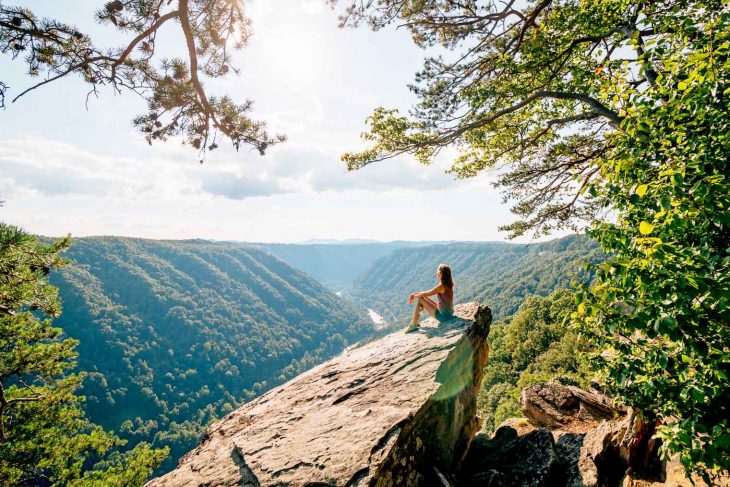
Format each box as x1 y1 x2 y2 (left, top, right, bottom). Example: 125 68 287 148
147 302 492 487
519 382 615 429
460 382 728 487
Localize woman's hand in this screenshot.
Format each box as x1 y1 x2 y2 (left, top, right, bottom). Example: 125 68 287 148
409 293 415 304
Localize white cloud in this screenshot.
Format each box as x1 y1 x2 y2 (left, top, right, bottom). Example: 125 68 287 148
0 138 525 243
0 0 511 242
0 135 479 203
0 139 144 198
199 171 294 200
0 138 193 200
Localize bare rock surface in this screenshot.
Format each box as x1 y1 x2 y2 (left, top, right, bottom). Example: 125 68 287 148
463 382 727 487
520 382 617 430
459 426 563 486
147 302 492 487
518 383 664 487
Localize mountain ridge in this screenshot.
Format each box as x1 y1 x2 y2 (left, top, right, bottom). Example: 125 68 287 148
50 236 374 472
348 234 602 323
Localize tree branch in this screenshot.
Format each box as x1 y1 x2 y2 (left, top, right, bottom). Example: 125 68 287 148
178 0 215 147
0 304 15 316
445 90 621 143
111 9 179 78
11 55 112 103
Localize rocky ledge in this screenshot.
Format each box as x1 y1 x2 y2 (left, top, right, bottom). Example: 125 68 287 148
148 302 492 487
460 381 728 487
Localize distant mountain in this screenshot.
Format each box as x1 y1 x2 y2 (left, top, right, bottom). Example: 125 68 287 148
257 241 433 291
296 238 382 244
295 238 454 245
347 234 603 324
50 237 374 473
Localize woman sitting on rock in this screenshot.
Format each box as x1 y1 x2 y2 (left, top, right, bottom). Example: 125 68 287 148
406 264 455 332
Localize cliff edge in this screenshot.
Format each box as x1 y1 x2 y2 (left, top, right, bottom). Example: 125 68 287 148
148 302 492 487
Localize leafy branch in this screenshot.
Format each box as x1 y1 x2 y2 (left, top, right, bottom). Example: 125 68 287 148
0 0 285 159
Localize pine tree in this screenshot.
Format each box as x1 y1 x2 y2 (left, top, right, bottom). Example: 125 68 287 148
0 223 167 485
0 1 285 158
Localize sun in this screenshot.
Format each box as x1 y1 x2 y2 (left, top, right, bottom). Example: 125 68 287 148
246 0 330 87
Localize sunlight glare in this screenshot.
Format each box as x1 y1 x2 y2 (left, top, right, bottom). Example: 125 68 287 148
247 1 330 89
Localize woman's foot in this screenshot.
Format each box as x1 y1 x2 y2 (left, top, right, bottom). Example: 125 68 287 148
405 322 420 333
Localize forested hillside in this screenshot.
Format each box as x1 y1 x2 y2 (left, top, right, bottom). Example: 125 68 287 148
477 290 592 432
50 237 374 472
349 235 602 324
258 241 432 290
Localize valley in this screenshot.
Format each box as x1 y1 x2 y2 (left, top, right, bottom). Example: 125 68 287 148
49 234 600 473
347 234 602 324
50 237 374 472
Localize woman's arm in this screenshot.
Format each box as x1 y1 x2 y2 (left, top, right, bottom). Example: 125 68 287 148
411 284 444 299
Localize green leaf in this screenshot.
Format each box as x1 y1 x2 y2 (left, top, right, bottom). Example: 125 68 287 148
636 184 648 196
639 221 654 235
690 388 704 402
661 316 678 331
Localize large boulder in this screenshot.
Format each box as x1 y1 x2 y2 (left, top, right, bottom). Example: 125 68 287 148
481 382 728 487
576 409 665 487
459 426 564 486
147 302 492 487
518 382 663 487
520 382 617 429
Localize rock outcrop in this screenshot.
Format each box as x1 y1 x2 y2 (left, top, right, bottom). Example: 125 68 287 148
460 426 564 486
462 382 727 487
147 302 492 487
520 382 616 429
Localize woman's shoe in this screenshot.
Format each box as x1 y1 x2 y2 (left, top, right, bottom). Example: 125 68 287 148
405 323 420 333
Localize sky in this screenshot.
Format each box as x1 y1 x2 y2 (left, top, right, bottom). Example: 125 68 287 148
0 0 557 243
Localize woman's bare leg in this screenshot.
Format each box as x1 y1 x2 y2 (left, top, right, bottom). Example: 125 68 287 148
411 297 438 325
420 296 438 318
411 300 423 325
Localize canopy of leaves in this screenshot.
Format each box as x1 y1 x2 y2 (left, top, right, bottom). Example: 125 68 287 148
337 0 721 238
0 0 285 159
574 7 730 480
0 223 166 485
477 289 593 432
338 0 730 478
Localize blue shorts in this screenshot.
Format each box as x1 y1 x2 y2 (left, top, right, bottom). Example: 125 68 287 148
435 309 454 322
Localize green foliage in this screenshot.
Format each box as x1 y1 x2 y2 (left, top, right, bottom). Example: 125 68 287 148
0 223 166 485
338 0 730 477
50 237 374 473
574 7 730 480
0 1 284 157
349 234 602 323
336 0 634 238
477 290 592 432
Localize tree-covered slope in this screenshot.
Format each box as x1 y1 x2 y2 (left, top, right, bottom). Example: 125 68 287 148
257 241 433 291
49 237 373 473
348 235 602 324
477 289 592 432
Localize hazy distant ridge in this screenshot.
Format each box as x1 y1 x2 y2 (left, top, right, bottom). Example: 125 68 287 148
256 241 433 290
